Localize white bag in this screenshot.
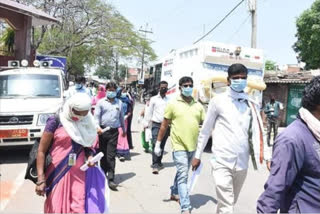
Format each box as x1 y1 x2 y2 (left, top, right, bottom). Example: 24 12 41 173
145 128 152 142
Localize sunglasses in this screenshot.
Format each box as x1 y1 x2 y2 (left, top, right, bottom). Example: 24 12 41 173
181 84 193 88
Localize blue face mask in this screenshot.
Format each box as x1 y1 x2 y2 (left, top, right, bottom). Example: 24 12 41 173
75 83 83 90
230 79 247 92
181 87 193 97
107 91 117 99
121 93 127 98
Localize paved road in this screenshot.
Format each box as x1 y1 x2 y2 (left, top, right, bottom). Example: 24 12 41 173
0 103 271 213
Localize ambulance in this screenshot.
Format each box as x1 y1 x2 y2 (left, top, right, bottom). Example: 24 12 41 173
150 41 266 107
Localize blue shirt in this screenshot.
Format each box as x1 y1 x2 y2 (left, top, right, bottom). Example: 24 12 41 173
94 98 125 131
66 86 92 99
264 101 281 118
257 118 320 213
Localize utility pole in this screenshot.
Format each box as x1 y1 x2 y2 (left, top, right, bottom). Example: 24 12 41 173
248 0 257 48
139 23 153 87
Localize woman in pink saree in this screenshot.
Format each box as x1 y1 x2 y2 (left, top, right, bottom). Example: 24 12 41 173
36 93 108 213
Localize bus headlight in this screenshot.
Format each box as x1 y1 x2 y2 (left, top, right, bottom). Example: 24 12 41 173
37 114 54 126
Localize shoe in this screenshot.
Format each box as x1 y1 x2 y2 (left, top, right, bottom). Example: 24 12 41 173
108 181 118 191
152 168 159 174
170 194 180 203
119 156 125 162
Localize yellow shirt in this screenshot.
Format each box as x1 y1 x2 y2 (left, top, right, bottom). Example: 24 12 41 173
164 95 206 151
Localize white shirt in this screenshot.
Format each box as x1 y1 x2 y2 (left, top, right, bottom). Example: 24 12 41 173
145 94 169 124
195 89 251 170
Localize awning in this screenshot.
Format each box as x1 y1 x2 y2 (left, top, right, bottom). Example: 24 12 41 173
0 0 58 26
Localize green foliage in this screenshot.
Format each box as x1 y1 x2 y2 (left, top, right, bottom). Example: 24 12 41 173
0 27 15 55
19 0 156 77
294 0 320 69
265 60 276 71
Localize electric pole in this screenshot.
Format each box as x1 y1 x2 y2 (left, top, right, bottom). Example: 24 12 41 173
139 23 153 86
249 0 257 48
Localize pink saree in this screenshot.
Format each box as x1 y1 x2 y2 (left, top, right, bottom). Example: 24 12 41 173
44 127 86 213
116 120 129 155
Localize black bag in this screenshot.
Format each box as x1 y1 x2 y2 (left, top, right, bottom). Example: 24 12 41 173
24 115 59 184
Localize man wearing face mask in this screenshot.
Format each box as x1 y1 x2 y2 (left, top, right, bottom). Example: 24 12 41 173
144 81 170 174
192 63 266 214
156 77 205 214
66 76 92 99
94 82 126 191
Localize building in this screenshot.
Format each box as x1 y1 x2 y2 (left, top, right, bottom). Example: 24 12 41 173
263 70 314 126
0 0 58 66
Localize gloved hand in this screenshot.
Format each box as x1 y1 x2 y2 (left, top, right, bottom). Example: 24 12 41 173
143 121 149 128
154 141 162 157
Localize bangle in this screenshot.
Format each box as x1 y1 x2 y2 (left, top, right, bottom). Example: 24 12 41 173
36 180 46 186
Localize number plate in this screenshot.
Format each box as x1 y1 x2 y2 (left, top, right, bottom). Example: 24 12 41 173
0 129 28 138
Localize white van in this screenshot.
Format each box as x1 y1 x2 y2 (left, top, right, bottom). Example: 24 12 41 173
0 67 67 146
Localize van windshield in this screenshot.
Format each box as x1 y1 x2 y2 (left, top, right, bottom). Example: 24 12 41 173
0 74 61 98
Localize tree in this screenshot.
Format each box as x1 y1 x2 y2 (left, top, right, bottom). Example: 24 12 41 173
0 27 15 55
265 60 276 71
17 0 157 77
293 0 320 69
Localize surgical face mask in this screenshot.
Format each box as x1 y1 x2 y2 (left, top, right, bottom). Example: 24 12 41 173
121 93 127 98
181 87 193 97
230 79 247 92
75 83 83 90
107 91 117 99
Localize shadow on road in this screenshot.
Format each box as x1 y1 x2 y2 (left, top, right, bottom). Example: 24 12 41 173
162 162 175 168
129 152 140 158
190 193 217 209
116 172 136 184
0 146 31 164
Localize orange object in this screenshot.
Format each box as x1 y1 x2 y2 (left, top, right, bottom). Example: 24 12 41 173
0 129 28 138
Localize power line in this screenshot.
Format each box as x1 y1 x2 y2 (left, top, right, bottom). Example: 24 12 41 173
226 14 251 43
193 0 245 44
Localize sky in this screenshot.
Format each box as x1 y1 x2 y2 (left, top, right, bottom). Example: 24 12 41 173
109 0 315 66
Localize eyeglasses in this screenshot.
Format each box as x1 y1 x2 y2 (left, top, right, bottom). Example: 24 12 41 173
182 84 193 88
231 76 247 80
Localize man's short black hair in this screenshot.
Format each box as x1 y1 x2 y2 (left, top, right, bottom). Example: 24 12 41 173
159 81 168 86
302 76 320 111
106 82 117 90
227 63 248 77
179 76 193 86
75 76 83 84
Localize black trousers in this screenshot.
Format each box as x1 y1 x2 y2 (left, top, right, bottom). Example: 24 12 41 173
99 128 119 181
127 114 133 149
151 122 170 168
267 117 279 146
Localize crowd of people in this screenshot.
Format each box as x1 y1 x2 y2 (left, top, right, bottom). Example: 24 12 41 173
35 64 320 213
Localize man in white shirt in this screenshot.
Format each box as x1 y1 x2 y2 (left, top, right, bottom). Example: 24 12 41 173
191 63 266 214
144 81 170 174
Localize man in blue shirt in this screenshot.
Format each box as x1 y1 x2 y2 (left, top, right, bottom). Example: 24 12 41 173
257 76 320 213
66 76 92 99
264 95 282 146
95 81 126 191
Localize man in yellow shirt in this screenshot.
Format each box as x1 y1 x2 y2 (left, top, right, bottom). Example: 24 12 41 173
156 76 205 214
